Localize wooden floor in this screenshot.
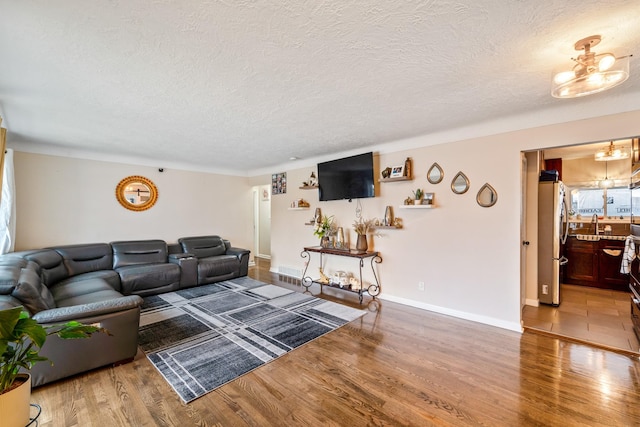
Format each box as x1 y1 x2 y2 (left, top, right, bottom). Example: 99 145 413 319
523 284 640 354
30 258 640 426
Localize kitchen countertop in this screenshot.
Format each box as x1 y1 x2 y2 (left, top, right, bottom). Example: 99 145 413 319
570 234 627 241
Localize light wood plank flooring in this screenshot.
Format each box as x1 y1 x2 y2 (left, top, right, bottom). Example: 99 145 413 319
30 259 640 426
523 284 640 354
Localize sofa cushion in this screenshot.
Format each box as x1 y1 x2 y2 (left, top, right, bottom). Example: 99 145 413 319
24 249 69 287
49 278 125 308
55 270 122 292
50 278 115 302
11 268 56 314
116 263 181 295
111 240 169 269
196 255 240 283
57 285 122 307
179 236 227 259
53 243 113 277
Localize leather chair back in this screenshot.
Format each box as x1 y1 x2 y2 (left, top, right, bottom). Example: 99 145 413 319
53 243 113 277
178 236 227 258
111 240 169 269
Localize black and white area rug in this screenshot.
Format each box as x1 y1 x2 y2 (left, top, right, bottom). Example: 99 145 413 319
138 277 366 403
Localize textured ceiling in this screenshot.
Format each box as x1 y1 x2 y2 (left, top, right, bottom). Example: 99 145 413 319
1 1 640 176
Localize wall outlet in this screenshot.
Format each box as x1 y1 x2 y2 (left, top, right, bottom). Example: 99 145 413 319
418 281 425 291
542 284 549 295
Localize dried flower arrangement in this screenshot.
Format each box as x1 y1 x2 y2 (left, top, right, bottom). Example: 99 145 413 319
352 217 376 235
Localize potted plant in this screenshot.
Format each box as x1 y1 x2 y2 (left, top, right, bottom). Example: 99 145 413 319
0 306 107 427
412 188 424 204
314 215 336 247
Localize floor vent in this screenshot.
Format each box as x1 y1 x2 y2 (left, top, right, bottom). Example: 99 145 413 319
278 266 302 286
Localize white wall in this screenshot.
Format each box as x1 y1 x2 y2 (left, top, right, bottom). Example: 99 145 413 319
13 152 253 251
12 110 640 332
268 110 640 332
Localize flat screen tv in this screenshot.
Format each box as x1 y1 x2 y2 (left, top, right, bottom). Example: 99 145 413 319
318 152 375 201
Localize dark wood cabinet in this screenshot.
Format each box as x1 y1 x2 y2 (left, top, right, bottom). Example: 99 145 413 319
563 237 628 291
599 241 629 289
564 239 598 283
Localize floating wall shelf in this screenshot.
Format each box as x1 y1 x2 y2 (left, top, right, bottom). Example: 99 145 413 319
398 204 435 209
379 176 412 183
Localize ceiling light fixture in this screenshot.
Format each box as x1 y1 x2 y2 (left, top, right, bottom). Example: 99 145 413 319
594 141 629 161
599 161 614 188
551 35 631 99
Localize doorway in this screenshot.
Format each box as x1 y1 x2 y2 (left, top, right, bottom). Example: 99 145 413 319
521 139 639 354
252 185 272 262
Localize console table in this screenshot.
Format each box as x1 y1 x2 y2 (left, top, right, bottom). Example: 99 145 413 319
300 246 382 304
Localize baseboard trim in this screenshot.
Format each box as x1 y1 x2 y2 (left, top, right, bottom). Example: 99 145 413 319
379 293 522 333
525 298 539 307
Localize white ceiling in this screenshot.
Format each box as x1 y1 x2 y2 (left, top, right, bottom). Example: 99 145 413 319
1 1 640 176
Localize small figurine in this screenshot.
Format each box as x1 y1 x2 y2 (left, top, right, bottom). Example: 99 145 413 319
318 267 330 284
349 277 361 291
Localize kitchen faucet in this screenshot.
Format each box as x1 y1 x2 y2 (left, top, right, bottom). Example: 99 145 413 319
592 213 599 235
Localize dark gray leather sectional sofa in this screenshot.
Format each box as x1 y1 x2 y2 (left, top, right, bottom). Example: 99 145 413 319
0 235 250 387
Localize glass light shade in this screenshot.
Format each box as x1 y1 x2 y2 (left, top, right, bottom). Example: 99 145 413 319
594 143 629 161
553 70 576 84
551 55 629 98
599 178 615 188
598 53 616 71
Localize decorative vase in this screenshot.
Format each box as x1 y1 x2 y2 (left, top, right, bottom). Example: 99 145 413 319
404 157 412 178
336 227 345 248
384 206 393 226
0 374 31 427
355 234 368 253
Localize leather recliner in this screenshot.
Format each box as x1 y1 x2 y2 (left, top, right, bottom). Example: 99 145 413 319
178 235 250 285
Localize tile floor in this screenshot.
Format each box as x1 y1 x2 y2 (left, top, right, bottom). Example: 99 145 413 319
522 284 640 354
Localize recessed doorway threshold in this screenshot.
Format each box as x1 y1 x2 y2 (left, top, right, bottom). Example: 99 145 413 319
522 284 639 356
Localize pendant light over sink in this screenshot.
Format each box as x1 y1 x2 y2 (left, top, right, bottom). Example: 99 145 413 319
551 35 631 98
598 161 614 189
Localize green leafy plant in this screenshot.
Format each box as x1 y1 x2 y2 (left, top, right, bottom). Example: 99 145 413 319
412 188 424 199
313 215 336 238
0 306 108 393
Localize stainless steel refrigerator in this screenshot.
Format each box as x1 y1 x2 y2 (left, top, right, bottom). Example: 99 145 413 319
537 181 569 306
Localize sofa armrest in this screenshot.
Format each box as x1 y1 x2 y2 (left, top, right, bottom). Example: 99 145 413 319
169 253 197 288
226 247 250 258
226 247 251 277
32 295 143 324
